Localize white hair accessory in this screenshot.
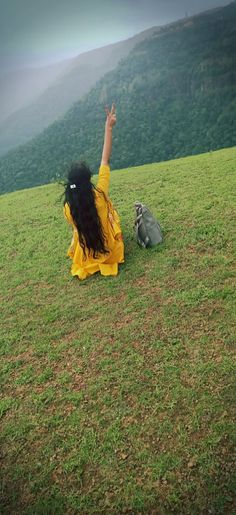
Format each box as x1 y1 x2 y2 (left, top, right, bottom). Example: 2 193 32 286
70 184 76 189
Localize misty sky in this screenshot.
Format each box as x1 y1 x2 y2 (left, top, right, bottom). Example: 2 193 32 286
0 0 231 75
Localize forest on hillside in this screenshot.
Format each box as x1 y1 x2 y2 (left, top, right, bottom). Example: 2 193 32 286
0 2 235 194
0 27 157 157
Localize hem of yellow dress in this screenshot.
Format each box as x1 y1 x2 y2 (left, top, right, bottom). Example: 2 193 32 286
71 260 124 280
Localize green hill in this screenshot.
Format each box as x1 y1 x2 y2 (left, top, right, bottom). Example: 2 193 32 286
1 2 236 195
0 60 70 125
0 147 235 513
0 27 157 156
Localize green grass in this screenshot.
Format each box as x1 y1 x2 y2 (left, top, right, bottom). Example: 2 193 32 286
0 147 235 514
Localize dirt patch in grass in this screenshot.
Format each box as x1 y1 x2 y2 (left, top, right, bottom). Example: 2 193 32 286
6 348 34 364
114 314 136 330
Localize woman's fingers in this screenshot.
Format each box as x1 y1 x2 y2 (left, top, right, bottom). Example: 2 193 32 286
104 103 116 117
104 104 116 126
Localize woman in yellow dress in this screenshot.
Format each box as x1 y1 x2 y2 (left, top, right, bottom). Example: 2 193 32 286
63 104 124 280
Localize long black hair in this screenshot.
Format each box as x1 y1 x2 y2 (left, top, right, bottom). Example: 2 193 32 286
63 162 109 259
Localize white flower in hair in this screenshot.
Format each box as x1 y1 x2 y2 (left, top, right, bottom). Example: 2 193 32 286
70 184 76 189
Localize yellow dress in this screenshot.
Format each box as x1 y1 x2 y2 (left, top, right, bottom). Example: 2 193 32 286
63 164 124 280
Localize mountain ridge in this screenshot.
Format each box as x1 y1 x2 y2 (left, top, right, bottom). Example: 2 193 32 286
0 27 158 156
1 1 228 155
0 2 235 194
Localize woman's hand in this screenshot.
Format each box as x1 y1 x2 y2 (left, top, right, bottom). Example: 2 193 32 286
105 103 116 129
101 104 116 166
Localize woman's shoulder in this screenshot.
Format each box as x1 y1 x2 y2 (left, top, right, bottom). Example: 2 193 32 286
95 186 106 200
95 187 110 213
63 202 73 224
97 163 110 196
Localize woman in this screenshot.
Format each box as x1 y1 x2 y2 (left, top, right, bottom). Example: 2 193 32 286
63 104 124 280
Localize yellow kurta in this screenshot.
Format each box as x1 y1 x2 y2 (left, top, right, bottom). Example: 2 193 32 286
63 164 124 280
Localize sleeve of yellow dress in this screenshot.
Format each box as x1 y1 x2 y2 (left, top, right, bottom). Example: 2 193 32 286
97 164 110 196
63 202 73 225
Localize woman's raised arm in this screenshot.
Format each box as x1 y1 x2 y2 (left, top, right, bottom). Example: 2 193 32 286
101 103 116 166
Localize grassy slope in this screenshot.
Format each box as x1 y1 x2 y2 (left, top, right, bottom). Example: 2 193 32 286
0 147 235 514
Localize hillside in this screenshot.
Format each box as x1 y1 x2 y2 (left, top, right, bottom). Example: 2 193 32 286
0 147 235 513
0 2 235 195
0 60 71 125
0 27 157 156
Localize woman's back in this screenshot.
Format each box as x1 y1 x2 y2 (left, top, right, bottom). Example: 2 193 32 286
63 126 124 280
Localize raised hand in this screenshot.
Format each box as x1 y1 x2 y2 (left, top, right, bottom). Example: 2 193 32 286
105 103 116 129
101 104 116 166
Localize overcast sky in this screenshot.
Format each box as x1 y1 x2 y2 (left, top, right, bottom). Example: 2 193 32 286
0 0 231 75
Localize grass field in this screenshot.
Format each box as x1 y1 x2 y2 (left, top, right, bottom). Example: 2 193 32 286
0 147 235 514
